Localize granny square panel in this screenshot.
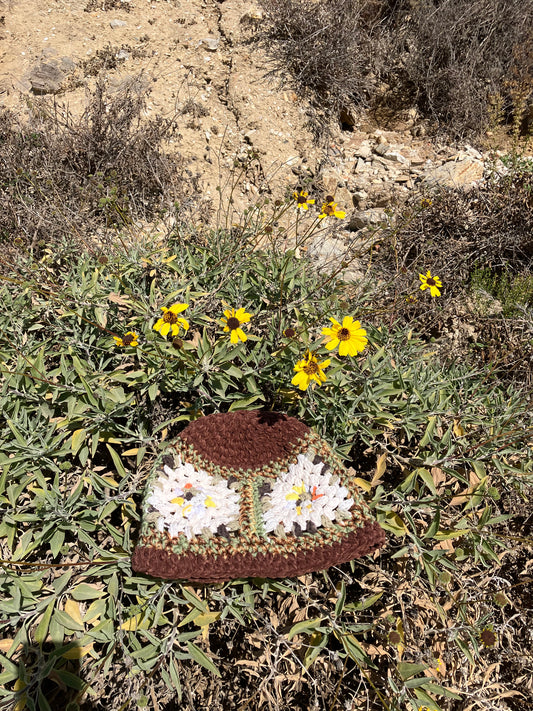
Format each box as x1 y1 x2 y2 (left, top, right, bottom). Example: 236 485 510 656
132 411 385 583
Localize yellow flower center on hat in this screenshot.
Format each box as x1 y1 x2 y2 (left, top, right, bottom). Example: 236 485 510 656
227 316 240 330
163 311 178 324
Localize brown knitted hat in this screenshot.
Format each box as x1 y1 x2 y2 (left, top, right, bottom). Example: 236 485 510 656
132 411 385 583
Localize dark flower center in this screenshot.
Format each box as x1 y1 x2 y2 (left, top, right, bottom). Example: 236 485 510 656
122 334 134 345
297 194 307 204
338 327 350 341
303 361 319 375
227 316 240 330
323 203 335 215
172 338 183 349
284 327 296 338
480 629 496 646
427 277 436 286
388 631 401 645
163 311 178 324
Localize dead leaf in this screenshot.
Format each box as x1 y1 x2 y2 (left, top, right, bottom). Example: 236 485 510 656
107 292 130 306
371 453 387 487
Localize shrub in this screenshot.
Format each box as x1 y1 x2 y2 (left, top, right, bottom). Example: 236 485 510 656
257 0 533 138
1 205 532 710
0 78 197 258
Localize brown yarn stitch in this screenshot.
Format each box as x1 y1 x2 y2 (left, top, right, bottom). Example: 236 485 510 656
132 522 385 583
180 410 310 469
132 411 385 582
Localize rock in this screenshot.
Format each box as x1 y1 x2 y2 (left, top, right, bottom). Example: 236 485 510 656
468 293 503 317
333 187 353 210
373 142 389 157
201 37 220 51
306 235 364 281
423 158 484 190
348 208 389 231
394 174 412 187
110 19 127 28
321 168 342 195
352 190 368 208
28 57 75 94
354 141 372 159
382 149 409 165
367 187 394 207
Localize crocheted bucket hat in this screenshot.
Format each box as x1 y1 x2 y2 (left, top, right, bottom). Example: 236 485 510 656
132 411 385 583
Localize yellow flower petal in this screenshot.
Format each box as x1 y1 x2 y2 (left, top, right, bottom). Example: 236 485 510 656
169 302 189 314
291 371 309 390
160 322 170 337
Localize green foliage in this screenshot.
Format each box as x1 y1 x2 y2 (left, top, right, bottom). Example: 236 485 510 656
471 265 533 316
0 209 532 710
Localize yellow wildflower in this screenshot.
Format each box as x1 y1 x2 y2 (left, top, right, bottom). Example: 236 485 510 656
318 196 346 219
113 331 139 347
419 270 443 297
322 316 367 357
293 190 315 210
292 350 330 391
153 303 189 337
221 307 252 344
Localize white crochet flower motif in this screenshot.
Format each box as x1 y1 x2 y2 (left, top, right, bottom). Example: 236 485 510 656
262 454 354 534
147 458 240 540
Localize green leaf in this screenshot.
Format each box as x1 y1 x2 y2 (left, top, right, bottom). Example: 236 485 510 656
346 592 384 611
71 584 106 601
71 428 86 456
106 444 127 478
53 610 85 632
334 581 346 617
38 691 52 711
53 669 85 690
419 416 437 447
404 676 431 688
49 528 65 558
0 652 20 682
398 661 428 680
186 642 221 677
35 599 56 646
6 419 27 447
287 617 326 640
228 395 265 411
336 633 374 667
423 509 441 540
418 467 437 495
